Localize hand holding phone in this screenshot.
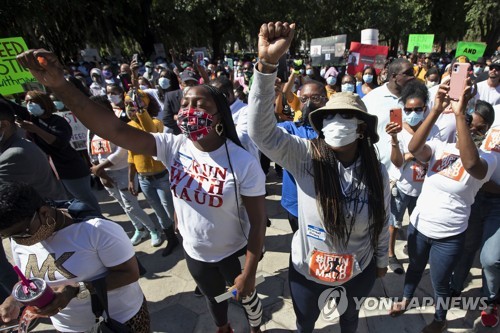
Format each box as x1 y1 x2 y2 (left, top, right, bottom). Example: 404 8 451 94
449 62 470 101
389 108 403 129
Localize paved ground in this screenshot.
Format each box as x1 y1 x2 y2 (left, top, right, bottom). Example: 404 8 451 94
2 170 496 332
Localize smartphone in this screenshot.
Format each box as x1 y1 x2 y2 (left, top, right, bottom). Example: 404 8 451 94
390 108 402 128
277 55 289 83
449 62 470 100
132 53 138 63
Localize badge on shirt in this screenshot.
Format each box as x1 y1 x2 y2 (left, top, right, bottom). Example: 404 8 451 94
307 225 327 241
483 129 500 153
411 162 427 182
308 249 359 283
431 152 465 182
91 139 112 155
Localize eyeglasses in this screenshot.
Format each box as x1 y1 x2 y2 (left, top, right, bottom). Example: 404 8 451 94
397 68 415 77
490 64 500 71
325 112 355 120
1 212 36 239
299 95 326 104
404 106 426 114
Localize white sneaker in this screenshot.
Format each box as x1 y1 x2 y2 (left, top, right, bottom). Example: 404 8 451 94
131 229 148 245
150 230 163 247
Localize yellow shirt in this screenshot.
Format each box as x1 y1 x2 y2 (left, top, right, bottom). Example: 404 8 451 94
287 93 302 121
127 112 166 174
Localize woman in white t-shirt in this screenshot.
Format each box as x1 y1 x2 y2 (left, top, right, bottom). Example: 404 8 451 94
16 48 267 333
385 81 429 275
0 182 149 332
390 81 497 333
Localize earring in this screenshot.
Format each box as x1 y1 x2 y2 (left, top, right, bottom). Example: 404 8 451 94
215 123 224 136
357 133 364 140
46 216 56 227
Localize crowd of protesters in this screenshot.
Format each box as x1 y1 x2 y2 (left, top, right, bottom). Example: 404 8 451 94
0 20 499 333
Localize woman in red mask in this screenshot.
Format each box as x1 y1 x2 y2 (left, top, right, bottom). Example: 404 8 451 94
17 50 267 333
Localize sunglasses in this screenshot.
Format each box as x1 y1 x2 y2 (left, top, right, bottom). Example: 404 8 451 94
397 68 415 77
1 212 36 239
404 106 426 113
299 95 326 104
325 112 355 120
490 64 500 71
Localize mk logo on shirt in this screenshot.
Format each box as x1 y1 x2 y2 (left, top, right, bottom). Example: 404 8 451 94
170 157 227 207
431 153 465 182
483 129 500 153
25 252 77 281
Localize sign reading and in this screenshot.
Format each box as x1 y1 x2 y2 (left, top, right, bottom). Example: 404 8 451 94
455 42 486 62
0 37 37 95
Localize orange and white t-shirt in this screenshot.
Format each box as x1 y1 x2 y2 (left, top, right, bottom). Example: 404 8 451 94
410 140 497 239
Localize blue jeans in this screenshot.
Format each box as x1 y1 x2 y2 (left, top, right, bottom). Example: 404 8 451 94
450 192 493 292
480 196 500 303
61 175 101 214
0 243 18 303
404 223 465 321
105 169 158 233
289 258 376 333
138 171 174 229
390 185 418 229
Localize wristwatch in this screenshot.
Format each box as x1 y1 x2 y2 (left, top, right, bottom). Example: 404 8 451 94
76 282 91 299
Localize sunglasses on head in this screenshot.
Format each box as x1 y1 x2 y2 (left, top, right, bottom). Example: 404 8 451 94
404 106 425 113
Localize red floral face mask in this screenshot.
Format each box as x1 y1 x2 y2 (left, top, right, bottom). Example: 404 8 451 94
177 107 215 141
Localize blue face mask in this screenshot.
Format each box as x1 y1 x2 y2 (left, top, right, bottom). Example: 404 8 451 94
403 111 424 126
326 76 337 86
341 83 355 93
27 102 45 117
158 77 170 90
53 101 65 111
363 74 373 83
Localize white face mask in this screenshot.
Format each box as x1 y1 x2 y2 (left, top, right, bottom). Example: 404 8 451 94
107 94 122 105
426 81 438 89
139 84 149 91
322 114 361 148
341 83 355 93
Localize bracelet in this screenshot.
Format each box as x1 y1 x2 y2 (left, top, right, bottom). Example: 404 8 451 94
258 59 279 69
391 141 399 147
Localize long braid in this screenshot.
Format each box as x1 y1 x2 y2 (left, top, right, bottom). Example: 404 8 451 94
311 136 386 249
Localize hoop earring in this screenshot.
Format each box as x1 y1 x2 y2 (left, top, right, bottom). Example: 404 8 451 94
357 133 364 140
46 216 56 227
215 123 224 136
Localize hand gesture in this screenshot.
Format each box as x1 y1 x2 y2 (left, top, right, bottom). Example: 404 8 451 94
128 181 138 196
233 273 256 301
16 49 66 89
385 122 401 136
258 22 296 64
15 119 38 133
433 82 451 113
0 297 21 323
376 267 388 278
450 79 475 117
33 285 75 317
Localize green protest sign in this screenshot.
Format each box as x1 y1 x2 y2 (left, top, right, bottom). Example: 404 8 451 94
455 41 486 61
407 34 434 53
0 37 36 95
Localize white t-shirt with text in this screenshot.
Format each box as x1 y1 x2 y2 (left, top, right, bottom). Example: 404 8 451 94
153 133 266 262
410 140 496 239
11 219 143 333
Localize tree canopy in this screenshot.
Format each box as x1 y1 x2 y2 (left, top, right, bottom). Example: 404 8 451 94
1 0 498 62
